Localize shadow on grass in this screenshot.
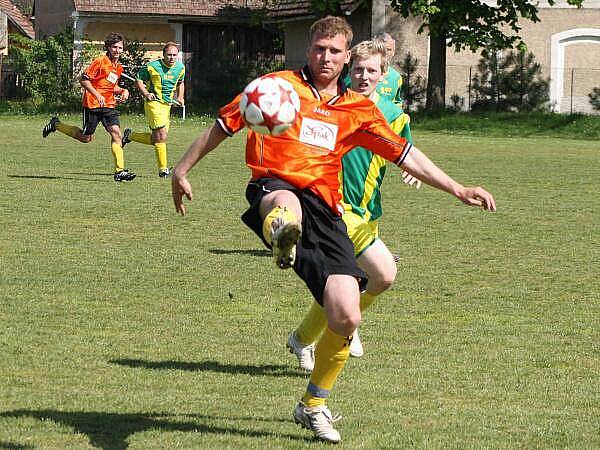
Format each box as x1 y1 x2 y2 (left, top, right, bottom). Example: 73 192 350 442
0 410 310 450
7 174 110 182
209 248 270 257
0 442 34 450
110 358 306 378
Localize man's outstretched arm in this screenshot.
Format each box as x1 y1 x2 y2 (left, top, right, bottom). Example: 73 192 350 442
171 123 228 216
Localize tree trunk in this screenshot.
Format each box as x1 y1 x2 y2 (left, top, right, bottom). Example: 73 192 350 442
426 33 447 113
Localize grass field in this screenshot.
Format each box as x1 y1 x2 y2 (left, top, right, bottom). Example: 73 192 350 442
1 113 599 449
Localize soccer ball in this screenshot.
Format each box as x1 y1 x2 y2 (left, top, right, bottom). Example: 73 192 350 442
239 75 301 136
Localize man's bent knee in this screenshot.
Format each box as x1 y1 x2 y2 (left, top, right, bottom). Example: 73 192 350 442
367 267 397 295
327 312 360 337
259 190 302 222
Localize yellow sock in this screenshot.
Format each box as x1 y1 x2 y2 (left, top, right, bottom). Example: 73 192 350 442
302 327 351 407
360 292 377 311
131 131 152 145
55 122 81 139
154 142 168 171
296 301 327 345
111 142 125 172
261 206 297 245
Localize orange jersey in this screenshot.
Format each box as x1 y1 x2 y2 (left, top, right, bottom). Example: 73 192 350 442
217 67 412 215
82 54 123 109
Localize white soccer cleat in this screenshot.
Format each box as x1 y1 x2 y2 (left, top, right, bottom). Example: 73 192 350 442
287 331 315 372
349 328 364 358
293 402 342 443
271 212 301 269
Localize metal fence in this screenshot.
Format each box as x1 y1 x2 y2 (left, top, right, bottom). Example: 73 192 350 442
0 67 27 100
2 59 600 115
400 63 600 115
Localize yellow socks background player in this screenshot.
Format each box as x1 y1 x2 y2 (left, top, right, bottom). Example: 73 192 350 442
154 142 168 172
129 131 152 145
111 142 125 173
123 101 172 174
127 130 169 173
55 122 81 139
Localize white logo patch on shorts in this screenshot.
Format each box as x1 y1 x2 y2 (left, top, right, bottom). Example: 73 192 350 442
107 72 119 84
299 117 338 151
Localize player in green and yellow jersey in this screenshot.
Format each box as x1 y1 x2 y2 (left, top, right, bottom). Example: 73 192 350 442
287 39 421 370
122 42 185 177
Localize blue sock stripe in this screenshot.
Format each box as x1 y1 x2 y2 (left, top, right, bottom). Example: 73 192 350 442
307 382 330 398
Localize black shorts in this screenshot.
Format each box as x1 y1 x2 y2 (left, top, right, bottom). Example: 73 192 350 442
241 177 367 305
82 108 120 135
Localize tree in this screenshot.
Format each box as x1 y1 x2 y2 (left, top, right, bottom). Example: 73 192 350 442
9 27 82 107
501 49 549 111
471 49 549 112
589 87 600 111
118 40 150 110
399 52 426 113
470 50 504 111
305 0 584 113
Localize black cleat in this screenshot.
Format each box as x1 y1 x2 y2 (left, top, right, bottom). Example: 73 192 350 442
114 169 137 182
158 168 171 178
121 128 132 147
42 117 59 138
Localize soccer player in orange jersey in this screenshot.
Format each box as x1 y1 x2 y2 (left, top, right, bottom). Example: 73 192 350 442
172 16 496 443
42 33 136 182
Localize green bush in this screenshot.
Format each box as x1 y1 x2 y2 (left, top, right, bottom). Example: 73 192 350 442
471 49 549 112
9 27 83 109
589 87 600 111
118 39 150 111
8 27 148 113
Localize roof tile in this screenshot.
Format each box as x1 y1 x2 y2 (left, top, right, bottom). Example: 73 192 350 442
0 0 34 38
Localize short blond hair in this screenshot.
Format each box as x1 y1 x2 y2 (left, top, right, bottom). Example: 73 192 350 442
350 40 388 74
309 15 353 49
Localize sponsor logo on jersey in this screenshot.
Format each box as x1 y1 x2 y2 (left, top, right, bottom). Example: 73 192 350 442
107 72 119 84
299 117 338 151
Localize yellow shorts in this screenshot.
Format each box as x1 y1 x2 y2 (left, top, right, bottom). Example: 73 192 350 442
144 101 171 131
343 210 379 257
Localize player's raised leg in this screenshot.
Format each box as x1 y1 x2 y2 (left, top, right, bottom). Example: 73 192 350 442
42 116 92 143
259 190 302 269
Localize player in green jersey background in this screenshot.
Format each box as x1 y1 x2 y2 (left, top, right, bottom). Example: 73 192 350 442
373 32 404 106
287 39 420 370
122 42 185 177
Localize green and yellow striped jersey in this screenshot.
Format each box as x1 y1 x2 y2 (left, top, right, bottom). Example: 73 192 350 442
376 66 403 105
339 92 412 222
137 59 185 104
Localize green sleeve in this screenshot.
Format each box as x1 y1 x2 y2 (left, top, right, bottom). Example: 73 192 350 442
137 66 150 81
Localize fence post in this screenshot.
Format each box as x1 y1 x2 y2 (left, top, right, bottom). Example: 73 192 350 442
570 68 574 115
468 65 472 111
0 53 3 99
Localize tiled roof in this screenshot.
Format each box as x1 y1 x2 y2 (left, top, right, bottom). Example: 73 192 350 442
73 0 267 16
267 0 365 19
0 0 34 38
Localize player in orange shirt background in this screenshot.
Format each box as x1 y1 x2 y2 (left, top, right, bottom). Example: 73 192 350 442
42 33 136 182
